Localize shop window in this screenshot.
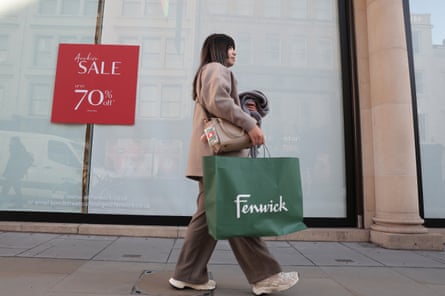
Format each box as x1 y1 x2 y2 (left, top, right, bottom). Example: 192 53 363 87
287 0 308 19
0 0 93 213
235 36 252 65
315 38 334 69
90 0 349 219
0 34 8 63
160 85 182 119
38 0 93 16
409 0 445 219
34 35 54 67
262 36 282 66
144 0 164 17
61 0 81 15
414 70 423 93
208 0 226 15
314 0 334 21
39 0 58 15
289 37 308 68
122 0 141 17
233 0 254 16
264 0 282 18
0 86 4 107
84 0 98 16
165 38 184 68
139 85 160 118
119 37 139 45
411 30 421 54
418 113 426 142
48 140 80 167
142 37 163 68
30 83 50 116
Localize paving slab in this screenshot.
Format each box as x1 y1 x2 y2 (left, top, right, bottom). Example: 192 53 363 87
321 266 443 296
0 232 59 249
171 240 313 266
269 246 315 266
394 267 445 285
173 239 299 250
0 257 85 274
93 237 175 262
425 285 445 296
209 249 238 265
417 249 445 264
0 247 26 256
289 277 356 296
0 232 444 296
168 244 240 265
134 268 310 296
344 242 445 267
289 241 383 266
50 261 149 295
0 271 67 296
17 236 115 259
134 270 212 295
137 264 322 295
47 293 132 296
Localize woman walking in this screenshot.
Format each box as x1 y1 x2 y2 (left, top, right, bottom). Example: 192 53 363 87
169 33 299 295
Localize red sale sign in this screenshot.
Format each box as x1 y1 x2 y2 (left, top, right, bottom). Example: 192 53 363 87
51 44 140 125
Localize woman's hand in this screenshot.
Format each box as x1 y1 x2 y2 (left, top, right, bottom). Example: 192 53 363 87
246 101 257 112
248 125 265 146
200 133 207 144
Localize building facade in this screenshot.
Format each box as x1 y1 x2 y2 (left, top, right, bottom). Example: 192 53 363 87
0 0 443 249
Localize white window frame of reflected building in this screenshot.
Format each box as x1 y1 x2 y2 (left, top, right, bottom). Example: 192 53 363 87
61 0 81 15
161 84 182 119
263 0 281 18
139 84 160 118
0 34 9 63
289 36 308 68
30 83 51 116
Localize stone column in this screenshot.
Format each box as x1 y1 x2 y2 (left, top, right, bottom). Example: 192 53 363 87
366 0 442 249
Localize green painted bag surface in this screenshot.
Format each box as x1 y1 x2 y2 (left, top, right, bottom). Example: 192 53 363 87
203 156 306 240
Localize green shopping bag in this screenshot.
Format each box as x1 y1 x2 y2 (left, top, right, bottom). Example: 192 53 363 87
203 156 306 240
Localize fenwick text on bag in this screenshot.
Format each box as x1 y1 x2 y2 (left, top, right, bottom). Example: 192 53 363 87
203 156 306 240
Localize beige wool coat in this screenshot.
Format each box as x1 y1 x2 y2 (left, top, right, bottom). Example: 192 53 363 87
186 62 257 180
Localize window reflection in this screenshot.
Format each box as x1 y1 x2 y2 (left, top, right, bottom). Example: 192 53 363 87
39 0 58 15
410 0 445 218
94 0 347 217
0 131 83 210
0 0 97 212
0 0 347 217
61 0 81 15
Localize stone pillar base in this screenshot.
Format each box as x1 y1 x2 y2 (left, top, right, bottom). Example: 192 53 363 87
370 230 444 250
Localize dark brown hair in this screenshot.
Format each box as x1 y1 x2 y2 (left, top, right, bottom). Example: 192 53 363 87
192 34 235 100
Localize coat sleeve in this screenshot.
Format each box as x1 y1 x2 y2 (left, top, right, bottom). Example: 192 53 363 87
199 63 257 132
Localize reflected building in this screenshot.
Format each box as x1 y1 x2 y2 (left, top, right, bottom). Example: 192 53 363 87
410 13 445 218
0 0 443 249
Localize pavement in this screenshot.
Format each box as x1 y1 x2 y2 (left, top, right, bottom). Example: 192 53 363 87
0 231 444 296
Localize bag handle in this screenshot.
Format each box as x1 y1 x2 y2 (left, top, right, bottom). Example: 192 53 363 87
249 144 271 158
194 68 213 121
197 101 213 121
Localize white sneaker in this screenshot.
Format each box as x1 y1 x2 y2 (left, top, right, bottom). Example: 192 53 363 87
252 272 299 295
169 278 216 290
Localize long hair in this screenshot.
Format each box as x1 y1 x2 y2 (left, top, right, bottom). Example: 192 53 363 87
192 33 235 100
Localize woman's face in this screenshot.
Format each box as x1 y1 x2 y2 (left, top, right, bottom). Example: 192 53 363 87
225 46 236 67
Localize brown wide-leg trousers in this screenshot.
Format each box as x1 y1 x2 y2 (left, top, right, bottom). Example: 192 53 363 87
173 179 282 284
